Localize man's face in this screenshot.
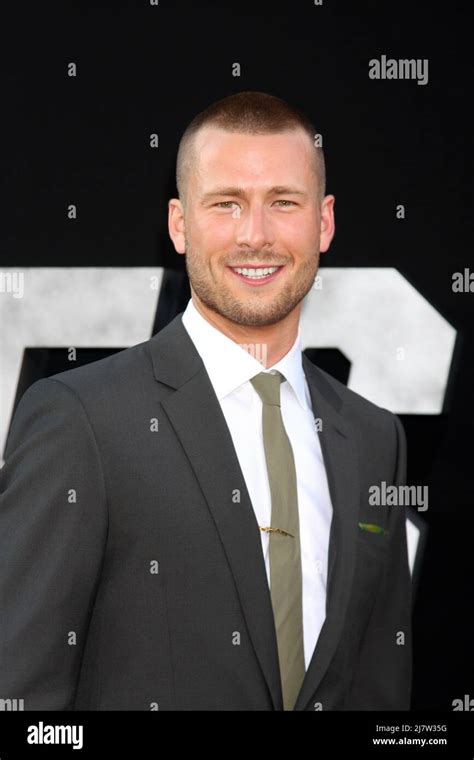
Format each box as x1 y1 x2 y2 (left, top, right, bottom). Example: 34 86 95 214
169 126 335 327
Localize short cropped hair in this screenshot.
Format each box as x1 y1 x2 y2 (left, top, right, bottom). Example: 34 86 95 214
176 91 326 208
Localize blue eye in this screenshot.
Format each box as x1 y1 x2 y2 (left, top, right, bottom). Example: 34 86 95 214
214 199 296 209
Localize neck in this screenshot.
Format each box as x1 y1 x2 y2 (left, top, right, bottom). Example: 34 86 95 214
191 294 300 368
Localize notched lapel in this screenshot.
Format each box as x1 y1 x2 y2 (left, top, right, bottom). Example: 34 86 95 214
149 315 283 710
293 356 360 711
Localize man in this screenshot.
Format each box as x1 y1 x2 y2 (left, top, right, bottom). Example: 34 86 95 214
0 91 412 711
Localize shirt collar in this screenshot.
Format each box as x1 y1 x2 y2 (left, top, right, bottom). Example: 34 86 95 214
180 298 310 410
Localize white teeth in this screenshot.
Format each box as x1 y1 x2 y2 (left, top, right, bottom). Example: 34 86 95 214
232 266 279 278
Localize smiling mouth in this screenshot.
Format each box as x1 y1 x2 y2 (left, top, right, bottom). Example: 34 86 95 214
228 265 284 284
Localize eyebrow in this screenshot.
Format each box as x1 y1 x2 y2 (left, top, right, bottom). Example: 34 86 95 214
200 185 309 201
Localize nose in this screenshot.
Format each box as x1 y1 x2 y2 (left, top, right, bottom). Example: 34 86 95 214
234 203 276 251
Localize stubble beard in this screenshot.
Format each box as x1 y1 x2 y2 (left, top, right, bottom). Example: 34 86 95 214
184 238 320 327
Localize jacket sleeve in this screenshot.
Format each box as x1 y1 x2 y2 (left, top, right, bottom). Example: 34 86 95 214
0 377 108 710
344 412 413 709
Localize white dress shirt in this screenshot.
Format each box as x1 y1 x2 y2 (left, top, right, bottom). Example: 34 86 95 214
181 298 333 670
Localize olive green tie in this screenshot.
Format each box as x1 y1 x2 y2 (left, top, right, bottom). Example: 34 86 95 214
250 370 305 711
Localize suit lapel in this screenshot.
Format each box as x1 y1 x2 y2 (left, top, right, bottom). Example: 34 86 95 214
292 355 360 711
148 314 359 712
149 314 283 710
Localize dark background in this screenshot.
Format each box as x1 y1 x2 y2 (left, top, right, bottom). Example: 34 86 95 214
1 0 473 710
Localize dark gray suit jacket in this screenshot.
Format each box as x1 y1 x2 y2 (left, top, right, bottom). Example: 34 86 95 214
0 312 412 710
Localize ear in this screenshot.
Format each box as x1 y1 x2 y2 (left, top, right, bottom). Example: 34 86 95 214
319 194 335 253
168 198 186 255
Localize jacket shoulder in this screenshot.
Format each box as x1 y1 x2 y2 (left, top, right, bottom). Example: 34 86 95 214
43 338 153 396
306 359 394 419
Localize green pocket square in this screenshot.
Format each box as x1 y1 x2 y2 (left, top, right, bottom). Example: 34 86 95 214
358 522 389 536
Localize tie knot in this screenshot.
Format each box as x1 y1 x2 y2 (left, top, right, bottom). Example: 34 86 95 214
250 371 285 406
